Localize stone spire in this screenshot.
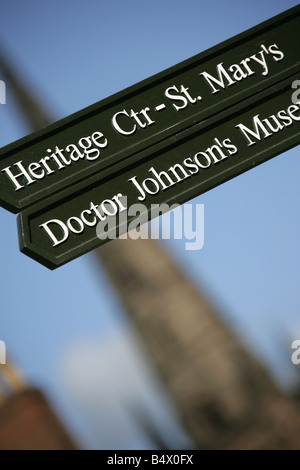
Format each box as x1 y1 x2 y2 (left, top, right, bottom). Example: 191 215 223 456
97 237 300 449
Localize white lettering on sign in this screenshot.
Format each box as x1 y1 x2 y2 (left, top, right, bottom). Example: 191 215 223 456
236 102 300 146
1 131 108 190
1 43 287 195
37 90 300 251
128 137 238 201
39 193 127 246
111 107 155 135
199 44 284 94
164 84 200 111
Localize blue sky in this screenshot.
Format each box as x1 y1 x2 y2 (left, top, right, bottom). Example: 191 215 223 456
1 0 300 449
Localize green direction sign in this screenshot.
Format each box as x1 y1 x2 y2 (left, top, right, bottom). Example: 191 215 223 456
18 75 300 269
1 5 300 213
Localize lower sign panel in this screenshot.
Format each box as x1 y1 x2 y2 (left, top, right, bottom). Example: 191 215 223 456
18 76 300 269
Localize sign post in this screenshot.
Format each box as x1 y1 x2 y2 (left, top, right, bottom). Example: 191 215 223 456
0 6 299 269
18 76 300 269
0 6 299 213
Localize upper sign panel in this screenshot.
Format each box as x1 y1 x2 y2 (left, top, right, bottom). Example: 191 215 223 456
1 5 299 213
